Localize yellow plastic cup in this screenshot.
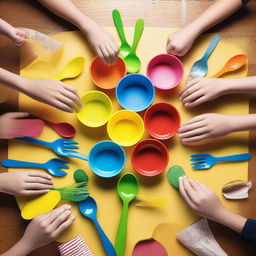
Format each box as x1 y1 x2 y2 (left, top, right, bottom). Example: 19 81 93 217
76 91 112 127
107 110 144 146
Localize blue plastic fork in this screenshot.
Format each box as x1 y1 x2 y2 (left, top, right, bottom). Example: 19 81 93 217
1 158 69 176
189 34 220 78
190 153 251 170
17 137 87 161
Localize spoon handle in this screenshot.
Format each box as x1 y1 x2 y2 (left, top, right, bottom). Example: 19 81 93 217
93 218 116 256
1 159 43 169
202 34 220 60
115 201 129 256
130 19 144 55
112 9 127 45
211 69 225 78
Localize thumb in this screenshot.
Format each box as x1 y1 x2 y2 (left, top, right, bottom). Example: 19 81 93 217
7 112 30 119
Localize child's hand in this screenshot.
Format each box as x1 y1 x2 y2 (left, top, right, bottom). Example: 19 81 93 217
20 205 75 252
9 28 27 46
0 112 30 139
19 78 81 113
166 28 199 56
179 176 225 221
0 171 53 196
179 78 227 107
178 113 235 143
83 22 118 65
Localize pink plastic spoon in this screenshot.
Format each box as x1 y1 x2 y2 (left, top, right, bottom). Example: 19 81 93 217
132 239 168 256
43 119 76 138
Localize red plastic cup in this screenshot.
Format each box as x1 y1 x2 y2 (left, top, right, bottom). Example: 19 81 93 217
131 139 169 177
147 54 184 90
144 102 180 140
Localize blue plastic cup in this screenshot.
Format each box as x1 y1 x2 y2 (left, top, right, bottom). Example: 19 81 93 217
86 140 126 178
116 74 155 112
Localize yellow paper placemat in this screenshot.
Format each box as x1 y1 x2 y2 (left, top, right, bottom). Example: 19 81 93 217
9 28 250 256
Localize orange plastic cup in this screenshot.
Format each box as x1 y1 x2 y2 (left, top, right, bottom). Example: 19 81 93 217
90 56 126 89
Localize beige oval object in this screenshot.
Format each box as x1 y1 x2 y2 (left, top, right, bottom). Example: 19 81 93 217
222 180 252 200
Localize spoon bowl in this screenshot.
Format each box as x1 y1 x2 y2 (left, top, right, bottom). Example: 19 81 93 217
212 54 248 78
124 19 144 73
112 9 131 59
43 119 76 138
54 56 85 80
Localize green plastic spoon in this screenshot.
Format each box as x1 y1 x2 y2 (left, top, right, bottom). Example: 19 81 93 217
54 56 85 80
112 9 131 59
115 173 139 256
124 19 144 73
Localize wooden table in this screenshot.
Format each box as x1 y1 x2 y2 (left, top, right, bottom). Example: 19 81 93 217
0 1 256 255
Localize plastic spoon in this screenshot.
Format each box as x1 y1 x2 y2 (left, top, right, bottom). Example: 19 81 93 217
78 196 116 256
54 56 85 80
212 54 248 78
112 9 131 59
124 19 144 73
115 173 139 256
43 119 76 138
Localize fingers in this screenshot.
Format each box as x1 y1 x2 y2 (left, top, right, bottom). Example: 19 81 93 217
27 176 53 186
50 207 73 230
52 101 74 113
40 204 71 223
182 134 208 144
179 78 201 98
28 171 52 180
25 182 53 190
182 176 200 204
52 215 76 238
179 177 196 209
179 120 205 134
179 127 206 140
184 96 208 108
22 189 50 196
7 112 30 119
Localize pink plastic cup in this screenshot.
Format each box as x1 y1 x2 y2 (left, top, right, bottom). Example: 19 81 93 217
147 54 184 90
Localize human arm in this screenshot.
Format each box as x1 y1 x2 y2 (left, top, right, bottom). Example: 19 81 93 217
179 176 247 233
0 67 81 113
180 77 256 107
37 0 118 65
0 18 27 46
178 113 256 144
0 171 53 196
0 205 75 256
167 0 244 56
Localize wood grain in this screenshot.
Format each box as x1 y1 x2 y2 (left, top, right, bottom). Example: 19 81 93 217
0 0 256 255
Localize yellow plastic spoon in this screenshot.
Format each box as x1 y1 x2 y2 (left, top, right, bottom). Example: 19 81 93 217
54 56 85 80
212 54 248 78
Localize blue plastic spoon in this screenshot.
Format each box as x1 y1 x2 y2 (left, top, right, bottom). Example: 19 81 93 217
78 196 116 256
189 34 220 78
1 158 68 177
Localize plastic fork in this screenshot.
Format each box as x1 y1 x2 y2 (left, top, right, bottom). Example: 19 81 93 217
190 153 251 170
189 34 220 78
17 137 87 161
1 158 69 176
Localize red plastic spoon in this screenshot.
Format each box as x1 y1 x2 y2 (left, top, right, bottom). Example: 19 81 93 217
132 238 168 256
43 119 76 138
